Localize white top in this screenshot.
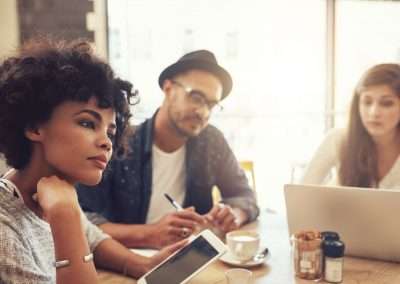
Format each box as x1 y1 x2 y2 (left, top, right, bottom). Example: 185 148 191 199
146 144 186 224
301 128 400 189
0 178 109 284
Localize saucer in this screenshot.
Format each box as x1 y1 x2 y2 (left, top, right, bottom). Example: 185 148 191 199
219 251 269 268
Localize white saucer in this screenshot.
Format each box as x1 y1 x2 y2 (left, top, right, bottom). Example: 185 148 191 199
219 251 269 268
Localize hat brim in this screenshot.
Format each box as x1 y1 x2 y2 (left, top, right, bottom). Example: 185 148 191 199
158 59 233 99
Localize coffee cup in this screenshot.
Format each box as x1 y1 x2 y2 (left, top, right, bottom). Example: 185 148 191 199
226 230 260 262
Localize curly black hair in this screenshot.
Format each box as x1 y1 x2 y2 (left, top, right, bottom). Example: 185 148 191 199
0 38 138 169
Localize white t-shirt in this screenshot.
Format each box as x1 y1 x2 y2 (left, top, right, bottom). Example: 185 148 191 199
146 144 186 224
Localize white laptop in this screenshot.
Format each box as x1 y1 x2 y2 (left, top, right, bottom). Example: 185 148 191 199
284 183 400 262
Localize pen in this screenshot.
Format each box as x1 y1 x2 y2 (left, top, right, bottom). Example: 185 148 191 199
164 193 184 211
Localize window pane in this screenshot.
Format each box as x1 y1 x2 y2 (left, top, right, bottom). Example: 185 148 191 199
335 0 400 127
108 0 326 211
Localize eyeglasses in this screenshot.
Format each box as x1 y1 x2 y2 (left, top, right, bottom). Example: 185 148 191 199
171 80 223 112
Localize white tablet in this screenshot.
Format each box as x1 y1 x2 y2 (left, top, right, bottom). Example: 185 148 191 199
137 229 227 284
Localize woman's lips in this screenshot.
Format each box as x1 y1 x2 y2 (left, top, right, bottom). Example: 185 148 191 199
367 121 382 127
88 155 108 170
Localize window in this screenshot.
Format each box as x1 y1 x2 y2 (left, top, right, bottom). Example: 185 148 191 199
108 0 327 211
334 0 400 127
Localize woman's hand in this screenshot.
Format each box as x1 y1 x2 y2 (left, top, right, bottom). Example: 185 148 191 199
121 238 189 277
147 239 188 270
35 176 97 284
36 176 81 222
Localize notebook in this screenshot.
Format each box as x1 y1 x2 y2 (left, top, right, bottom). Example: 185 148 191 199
284 183 400 262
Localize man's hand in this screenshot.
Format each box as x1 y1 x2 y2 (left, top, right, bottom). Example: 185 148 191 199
204 204 249 234
147 207 206 248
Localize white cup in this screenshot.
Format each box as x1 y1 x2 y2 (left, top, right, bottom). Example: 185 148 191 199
226 230 260 262
225 268 252 284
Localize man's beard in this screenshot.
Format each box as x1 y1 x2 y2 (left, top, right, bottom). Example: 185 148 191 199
167 107 204 138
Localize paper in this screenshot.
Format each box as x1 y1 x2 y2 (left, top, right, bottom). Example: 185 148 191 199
130 248 158 257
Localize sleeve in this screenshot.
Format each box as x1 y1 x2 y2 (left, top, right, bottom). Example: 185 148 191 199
0 223 52 284
213 130 260 222
80 210 111 252
83 212 109 226
300 128 344 185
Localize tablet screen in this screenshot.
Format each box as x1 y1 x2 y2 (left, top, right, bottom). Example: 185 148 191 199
144 235 219 284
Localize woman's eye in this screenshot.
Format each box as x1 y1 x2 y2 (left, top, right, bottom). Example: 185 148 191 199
380 100 394 107
107 132 116 142
361 100 372 106
79 120 95 129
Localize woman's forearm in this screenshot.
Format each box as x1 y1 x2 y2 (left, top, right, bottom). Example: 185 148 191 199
99 222 156 248
49 205 98 284
93 238 151 278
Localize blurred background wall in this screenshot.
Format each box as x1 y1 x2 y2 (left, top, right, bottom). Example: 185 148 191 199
0 0 17 173
0 0 107 58
0 0 19 60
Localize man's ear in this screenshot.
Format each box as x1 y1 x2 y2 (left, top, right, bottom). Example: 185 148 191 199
162 79 173 98
24 126 44 142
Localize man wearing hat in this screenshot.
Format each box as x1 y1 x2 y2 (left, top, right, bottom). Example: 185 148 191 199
77 50 259 249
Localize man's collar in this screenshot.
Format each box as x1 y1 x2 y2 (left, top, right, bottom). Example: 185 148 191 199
143 110 159 155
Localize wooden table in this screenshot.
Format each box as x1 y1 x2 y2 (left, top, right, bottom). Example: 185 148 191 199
98 210 400 283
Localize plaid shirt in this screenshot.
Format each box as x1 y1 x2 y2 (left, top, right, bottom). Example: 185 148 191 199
77 111 259 225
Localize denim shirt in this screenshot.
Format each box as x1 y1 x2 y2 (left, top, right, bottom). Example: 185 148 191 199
77 112 259 225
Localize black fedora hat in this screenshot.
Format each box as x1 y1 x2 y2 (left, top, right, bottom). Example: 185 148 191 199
158 50 233 99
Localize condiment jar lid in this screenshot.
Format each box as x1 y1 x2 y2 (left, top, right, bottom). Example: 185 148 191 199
323 240 345 258
321 231 340 241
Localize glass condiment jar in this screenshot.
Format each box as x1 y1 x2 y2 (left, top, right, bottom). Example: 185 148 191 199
321 231 340 242
323 240 345 283
321 231 340 272
292 230 323 280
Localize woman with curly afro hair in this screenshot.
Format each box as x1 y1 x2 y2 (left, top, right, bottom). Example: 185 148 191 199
0 38 185 284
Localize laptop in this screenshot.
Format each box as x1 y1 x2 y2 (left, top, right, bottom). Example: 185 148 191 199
284 183 400 262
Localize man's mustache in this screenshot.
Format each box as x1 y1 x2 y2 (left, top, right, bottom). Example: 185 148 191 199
184 115 205 124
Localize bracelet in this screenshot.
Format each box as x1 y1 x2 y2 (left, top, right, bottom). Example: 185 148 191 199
54 259 70 269
54 253 94 269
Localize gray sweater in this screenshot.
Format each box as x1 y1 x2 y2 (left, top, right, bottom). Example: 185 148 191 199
0 179 109 284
